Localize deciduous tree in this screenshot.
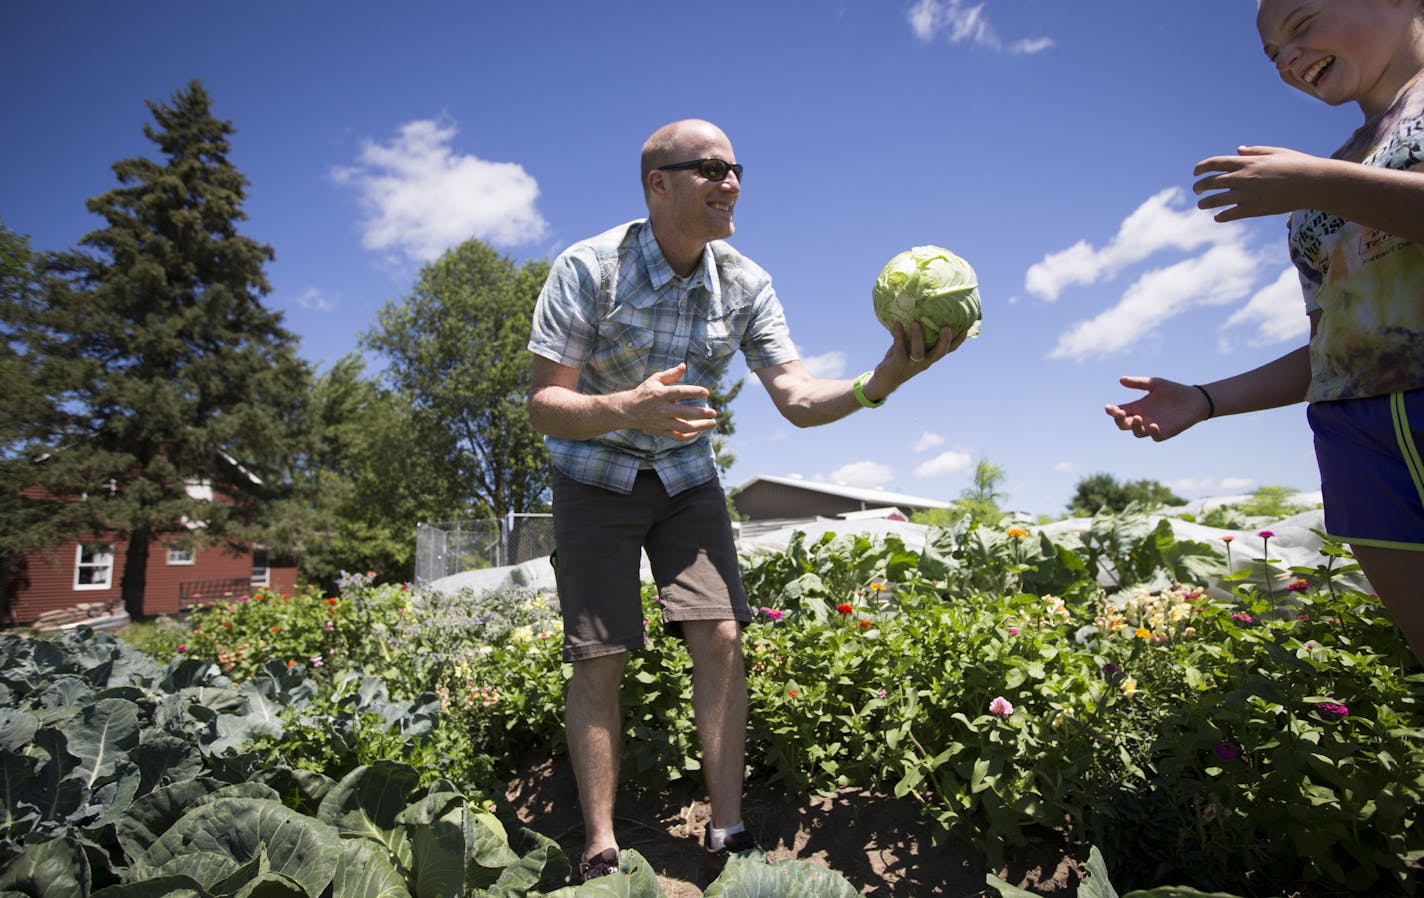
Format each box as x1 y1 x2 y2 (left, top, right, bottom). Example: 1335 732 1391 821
363 239 551 521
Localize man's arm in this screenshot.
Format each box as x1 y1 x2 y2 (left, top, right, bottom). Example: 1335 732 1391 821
529 355 719 441
754 322 966 428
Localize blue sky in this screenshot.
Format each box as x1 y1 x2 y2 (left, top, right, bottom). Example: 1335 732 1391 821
2 1 1366 517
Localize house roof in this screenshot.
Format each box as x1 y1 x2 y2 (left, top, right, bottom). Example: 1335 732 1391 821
730 474 953 510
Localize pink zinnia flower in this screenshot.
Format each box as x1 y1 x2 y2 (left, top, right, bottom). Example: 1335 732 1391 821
1221 535 1234 543
1007 627 1019 636
1213 740 1241 762
1258 530 1274 539
989 696 1014 719
1287 579 1309 592
1317 702 1349 718
1231 612 1252 623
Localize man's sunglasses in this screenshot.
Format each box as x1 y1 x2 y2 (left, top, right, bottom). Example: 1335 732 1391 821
656 157 743 182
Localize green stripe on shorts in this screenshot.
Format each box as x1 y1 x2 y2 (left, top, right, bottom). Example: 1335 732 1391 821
1391 391 1424 507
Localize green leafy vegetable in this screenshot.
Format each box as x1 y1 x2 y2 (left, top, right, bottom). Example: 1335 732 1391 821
872 245 982 347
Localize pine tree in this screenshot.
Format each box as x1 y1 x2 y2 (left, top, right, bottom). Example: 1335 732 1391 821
24 80 309 617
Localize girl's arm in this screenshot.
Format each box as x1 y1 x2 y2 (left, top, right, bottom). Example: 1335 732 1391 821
1194 146 1424 243
1107 319 1315 441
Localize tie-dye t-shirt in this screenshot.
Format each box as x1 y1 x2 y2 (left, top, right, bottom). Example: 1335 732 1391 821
1289 71 1424 403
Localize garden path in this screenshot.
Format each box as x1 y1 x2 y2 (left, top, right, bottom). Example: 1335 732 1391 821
502 754 1082 897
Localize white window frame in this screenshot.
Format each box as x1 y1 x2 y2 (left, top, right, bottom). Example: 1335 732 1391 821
167 546 195 566
74 543 114 590
251 548 270 588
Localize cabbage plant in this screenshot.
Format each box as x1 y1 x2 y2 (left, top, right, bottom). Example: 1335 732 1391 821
872 245 982 347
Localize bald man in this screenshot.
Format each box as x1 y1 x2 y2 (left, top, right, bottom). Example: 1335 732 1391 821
528 119 964 882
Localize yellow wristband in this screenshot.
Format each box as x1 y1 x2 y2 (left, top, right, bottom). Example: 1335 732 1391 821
853 371 884 409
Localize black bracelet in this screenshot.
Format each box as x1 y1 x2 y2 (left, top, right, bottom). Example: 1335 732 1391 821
1194 384 1215 419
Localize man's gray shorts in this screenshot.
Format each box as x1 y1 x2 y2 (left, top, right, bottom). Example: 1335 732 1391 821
550 467 751 661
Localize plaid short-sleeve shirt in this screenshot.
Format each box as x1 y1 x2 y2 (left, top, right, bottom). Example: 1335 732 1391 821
529 219 798 495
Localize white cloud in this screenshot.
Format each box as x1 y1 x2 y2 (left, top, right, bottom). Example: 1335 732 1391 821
332 118 548 264
906 0 1051 53
1221 266 1309 345
1164 475 1258 495
828 461 895 488
1053 461 1075 473
798 347 847 379
1025 188 1233 302
293 287 335 312
1048 242 1262 361
1011 36 1055 54
915 450 973 478
913 431 947 452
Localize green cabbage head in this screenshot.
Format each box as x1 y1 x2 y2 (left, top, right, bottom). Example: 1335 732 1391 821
872 245 982 348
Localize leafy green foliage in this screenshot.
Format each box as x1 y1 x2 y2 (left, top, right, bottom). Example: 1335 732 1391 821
1069 472 1185 516
272 354 449 590
731 516 1421 893
6 81 311 615
1238 485 1313 518
363 239 552 521
0 626 860 896
38 512 1424 896
913 458 1009 530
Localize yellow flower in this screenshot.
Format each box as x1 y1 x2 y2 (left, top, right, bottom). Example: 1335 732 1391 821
1121 677 1138 696
1007 528 1028 539
1135 627 1153 640
869 582 887 592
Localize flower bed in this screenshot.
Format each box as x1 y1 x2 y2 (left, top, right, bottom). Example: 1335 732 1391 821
6 507 1420 896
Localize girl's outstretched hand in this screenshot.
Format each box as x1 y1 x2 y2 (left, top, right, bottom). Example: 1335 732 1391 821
1193 145 1325 221
1106 375 1212 441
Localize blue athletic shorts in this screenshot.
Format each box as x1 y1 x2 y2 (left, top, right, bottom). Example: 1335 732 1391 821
1308 389 1424 552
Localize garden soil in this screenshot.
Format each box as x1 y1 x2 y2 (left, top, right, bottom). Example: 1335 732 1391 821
502 753 1418 897
501 754 1083 897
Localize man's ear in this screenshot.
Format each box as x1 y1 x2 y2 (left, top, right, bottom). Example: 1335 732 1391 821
647 170 667 197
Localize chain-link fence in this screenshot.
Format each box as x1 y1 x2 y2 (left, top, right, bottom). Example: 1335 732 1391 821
414 513 555 583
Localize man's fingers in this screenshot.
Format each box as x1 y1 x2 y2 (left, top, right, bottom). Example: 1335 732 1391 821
655 363 689 384
659 384 711 403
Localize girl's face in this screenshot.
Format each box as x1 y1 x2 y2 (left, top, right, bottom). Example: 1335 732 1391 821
1257 0 1424 118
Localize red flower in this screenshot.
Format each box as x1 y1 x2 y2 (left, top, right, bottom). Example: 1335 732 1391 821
787 689 798 698
836 603 853 615
326 598 337 605
859 619 871 629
